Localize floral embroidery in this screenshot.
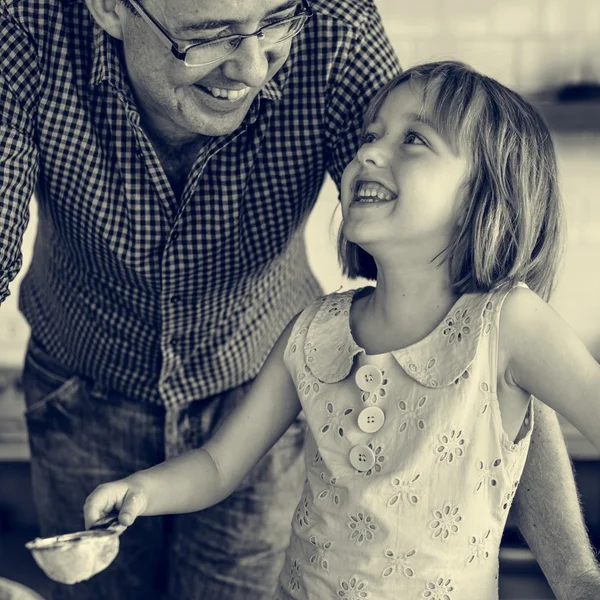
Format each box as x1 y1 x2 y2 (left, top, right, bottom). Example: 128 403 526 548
422 576 455 599
442 308 471 343
309 535 333 572
304 339 317 365
294 493 311 528
406 357 439 387
296 364 320 396
502 480 520 510
453 369 470 385
361 370 389 404
317 472 342 506
482 300 494 335
398 395 428 433
337 575 371 600
312 449 323 466
429 502 462 541
289 557 301 591
337 342 358 355
328 297 351 317
387 473 421 507
435 428 466 463
466 529 491 565
288 326 308 355
478 381 492 416
363 443 385 477
474 458 502 493
338 575 370 599
320 401 354 438
382 548 417 578
347 511 378 545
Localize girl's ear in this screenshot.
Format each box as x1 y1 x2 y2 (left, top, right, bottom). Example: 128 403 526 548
85 0 126 41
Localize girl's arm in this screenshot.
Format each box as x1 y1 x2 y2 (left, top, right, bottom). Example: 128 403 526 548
84 317 302 527
500 286 600 452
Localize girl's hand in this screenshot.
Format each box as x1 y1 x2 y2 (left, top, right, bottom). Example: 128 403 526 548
83 477 149 529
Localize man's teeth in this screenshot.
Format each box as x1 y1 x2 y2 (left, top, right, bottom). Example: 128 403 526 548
205 86 250 101
355 182 395 202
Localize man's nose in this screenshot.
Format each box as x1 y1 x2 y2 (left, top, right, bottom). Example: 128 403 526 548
222 35 270 88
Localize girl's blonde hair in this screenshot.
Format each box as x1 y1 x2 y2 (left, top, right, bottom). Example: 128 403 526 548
338 61 564 300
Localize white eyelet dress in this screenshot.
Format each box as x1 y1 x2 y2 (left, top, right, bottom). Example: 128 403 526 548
273 283 533 600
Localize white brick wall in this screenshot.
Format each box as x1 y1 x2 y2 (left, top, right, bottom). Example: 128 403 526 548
376 0 600 92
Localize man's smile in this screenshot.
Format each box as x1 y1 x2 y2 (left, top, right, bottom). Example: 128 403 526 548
195 84 251 101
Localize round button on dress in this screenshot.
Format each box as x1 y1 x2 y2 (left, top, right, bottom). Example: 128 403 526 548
348 445 376 472
354 365 383 392
357 406 385 434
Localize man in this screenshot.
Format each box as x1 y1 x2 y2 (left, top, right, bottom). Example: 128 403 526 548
0 0 598 598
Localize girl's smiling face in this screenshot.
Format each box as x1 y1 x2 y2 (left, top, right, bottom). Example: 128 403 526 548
341 80 470 264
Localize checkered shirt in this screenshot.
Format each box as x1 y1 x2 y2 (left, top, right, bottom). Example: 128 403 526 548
0 0 401 406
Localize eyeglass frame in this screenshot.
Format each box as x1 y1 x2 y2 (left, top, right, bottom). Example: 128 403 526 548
126 0 313 67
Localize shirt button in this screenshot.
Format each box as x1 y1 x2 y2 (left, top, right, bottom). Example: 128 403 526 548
348 445 375 472
355 365 383 392
357 406 385 434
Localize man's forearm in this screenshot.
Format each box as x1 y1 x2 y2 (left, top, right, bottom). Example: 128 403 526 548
512 400 600 599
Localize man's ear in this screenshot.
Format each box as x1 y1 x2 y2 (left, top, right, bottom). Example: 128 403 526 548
84 0 126 41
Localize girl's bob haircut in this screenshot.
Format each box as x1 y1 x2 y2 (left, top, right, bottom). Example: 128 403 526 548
338 61 564 301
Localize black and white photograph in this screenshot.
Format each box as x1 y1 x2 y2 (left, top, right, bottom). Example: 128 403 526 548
0 0 599 598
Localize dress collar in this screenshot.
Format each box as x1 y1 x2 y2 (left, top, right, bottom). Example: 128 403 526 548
305 287 496 388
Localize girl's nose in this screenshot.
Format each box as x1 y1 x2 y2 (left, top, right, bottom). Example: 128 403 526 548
356 142 389 168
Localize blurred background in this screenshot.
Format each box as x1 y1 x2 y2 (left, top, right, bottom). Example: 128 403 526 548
1 0 599 598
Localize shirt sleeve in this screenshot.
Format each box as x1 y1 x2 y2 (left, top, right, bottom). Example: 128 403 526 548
0 11 40 305
323 0 402 190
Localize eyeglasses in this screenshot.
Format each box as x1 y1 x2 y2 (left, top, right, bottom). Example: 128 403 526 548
126 0 313 68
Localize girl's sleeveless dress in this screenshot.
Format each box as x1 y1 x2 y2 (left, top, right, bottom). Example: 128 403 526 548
273 283 534 600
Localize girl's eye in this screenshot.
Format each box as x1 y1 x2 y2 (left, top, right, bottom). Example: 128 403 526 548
360 132 377 144
404 130 426 146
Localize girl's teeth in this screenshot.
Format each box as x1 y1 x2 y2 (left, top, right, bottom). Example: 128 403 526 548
206 86 250 101
355 182 395 202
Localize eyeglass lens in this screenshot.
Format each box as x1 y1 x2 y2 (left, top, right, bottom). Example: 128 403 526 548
184 15 307 67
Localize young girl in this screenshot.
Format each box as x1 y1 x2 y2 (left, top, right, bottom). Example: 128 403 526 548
84 61 600 599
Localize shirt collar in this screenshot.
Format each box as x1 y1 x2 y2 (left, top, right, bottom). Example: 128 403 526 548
89 24 133 99
305 287 497 388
